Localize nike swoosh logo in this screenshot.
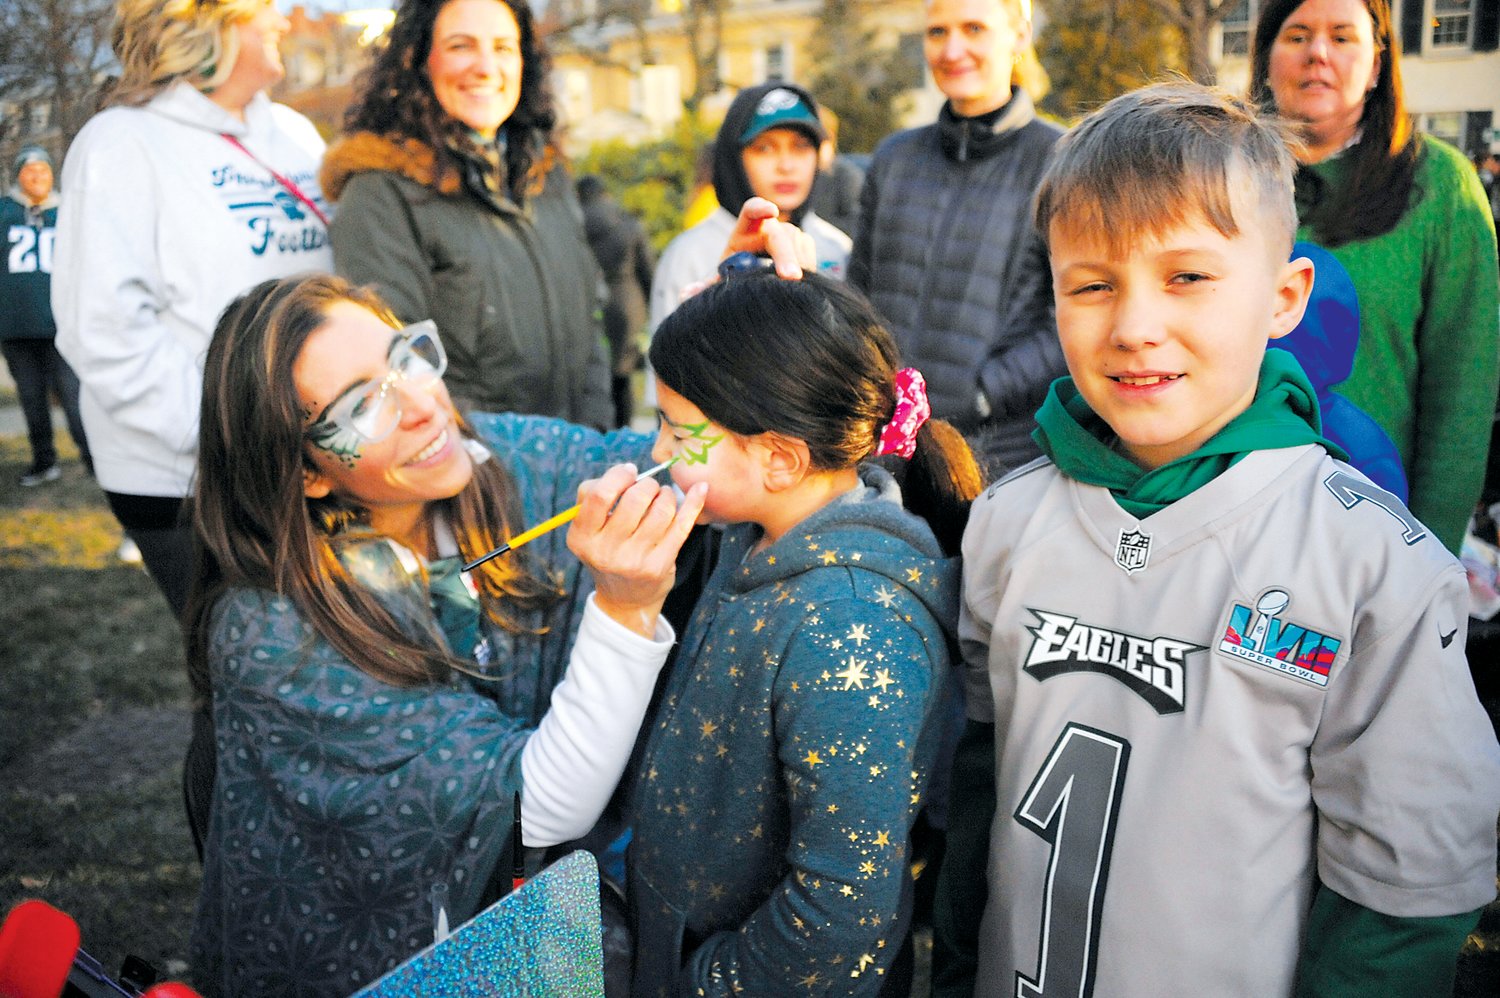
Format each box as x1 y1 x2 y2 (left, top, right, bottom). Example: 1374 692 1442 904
1440 629 1458 649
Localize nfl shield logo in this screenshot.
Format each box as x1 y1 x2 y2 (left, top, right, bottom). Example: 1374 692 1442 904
1115 528 1151 574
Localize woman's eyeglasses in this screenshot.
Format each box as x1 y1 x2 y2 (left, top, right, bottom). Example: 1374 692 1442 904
307 320 447 447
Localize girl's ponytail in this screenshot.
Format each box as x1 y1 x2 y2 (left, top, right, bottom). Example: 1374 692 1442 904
873 410 983 559
896 417 984 558
868 368 984 557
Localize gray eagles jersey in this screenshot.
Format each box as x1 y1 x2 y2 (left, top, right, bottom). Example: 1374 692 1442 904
961 445 1500 997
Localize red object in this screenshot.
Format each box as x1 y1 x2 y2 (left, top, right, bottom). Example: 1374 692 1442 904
141 984 204 998
0 900 81 998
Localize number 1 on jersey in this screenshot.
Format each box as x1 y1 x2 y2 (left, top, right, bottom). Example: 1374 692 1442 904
1015 724 1130 998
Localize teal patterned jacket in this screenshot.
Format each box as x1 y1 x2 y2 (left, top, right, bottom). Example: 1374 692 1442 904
628 466 960 997
190 414 651 997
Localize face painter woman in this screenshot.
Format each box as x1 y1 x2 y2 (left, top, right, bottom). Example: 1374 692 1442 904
185 273 706 995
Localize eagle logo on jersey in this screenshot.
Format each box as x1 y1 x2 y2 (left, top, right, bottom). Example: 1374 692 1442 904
1023 609 1204 714
1114 528 1152 574
1217 588 1342 687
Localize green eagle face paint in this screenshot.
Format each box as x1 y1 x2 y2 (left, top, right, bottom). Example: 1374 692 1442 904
668 417 725 466
307 419 364 469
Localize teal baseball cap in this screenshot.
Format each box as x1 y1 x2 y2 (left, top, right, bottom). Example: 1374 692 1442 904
738 87 827 146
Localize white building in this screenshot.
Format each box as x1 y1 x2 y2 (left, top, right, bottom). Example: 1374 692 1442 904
1217 0 1500 156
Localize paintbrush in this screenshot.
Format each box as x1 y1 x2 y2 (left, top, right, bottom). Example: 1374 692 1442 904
511 789 525 892
461 459 677 572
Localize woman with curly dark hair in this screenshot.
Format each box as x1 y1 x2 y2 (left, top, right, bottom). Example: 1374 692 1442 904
321 0 614 427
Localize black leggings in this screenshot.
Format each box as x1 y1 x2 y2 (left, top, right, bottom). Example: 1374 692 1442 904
0 338 90 471
104 492 193 620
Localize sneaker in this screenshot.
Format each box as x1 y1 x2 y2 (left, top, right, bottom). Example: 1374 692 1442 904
117 537 144 565
19 464 61 487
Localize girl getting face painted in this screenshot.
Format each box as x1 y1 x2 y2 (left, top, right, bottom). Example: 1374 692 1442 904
627 271 983 995
651 381 770 532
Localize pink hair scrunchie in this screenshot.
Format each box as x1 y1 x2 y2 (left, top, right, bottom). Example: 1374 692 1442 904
874 368 931 459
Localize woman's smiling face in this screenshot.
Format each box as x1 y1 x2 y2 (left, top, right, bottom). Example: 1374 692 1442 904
426 0 523 139
296 302 474 541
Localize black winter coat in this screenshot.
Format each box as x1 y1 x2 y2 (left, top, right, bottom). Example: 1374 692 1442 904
850 89 1063 476
581 194 653 377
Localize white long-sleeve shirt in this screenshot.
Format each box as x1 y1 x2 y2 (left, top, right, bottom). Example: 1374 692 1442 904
521 593 674 845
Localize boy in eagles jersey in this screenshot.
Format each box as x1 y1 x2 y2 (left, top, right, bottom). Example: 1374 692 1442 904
937 82 1500 998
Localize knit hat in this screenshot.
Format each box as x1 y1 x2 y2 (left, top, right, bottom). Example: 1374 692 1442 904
14 145 51 178
737 87 828 146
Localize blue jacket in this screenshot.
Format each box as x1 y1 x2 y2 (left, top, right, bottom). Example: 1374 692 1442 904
628 466 960 997
1275 242 1409 502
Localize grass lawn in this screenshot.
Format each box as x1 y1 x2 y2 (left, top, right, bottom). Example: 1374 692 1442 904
0 425 1495 995
0 433 198 982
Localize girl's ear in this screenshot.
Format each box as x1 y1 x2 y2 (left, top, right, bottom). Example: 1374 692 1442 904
757 432 811 492
303 465 334 499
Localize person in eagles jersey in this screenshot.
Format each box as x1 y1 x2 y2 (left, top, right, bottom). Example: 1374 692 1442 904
937 82 1500 998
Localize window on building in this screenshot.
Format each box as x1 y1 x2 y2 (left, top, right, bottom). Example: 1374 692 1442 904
1221 0 1253 57
1431 0 1473 47
1418 110 1465 148
1413 110 1498 157
765 43 788 81
560 67 592 122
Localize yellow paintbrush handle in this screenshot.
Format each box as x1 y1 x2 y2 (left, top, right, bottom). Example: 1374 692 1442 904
505 506 581 553
462 459 677 572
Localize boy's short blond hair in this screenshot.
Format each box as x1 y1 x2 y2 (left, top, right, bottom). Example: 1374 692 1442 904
1034 82 1300 259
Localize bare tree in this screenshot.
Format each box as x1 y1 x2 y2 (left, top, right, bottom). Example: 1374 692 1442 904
1040 0 1184 118
603 0 660 66
678 0 727 112
546 0 728 113
1140 0 1233 83
545 0 661 79
806 0 915 153
0 3 34 125
0 0 115 164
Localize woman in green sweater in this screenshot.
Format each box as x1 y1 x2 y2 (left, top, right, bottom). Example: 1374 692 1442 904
1250 0 1499 553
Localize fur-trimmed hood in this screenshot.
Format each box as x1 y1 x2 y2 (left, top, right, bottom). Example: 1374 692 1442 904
6 186 59 212
320 131 464 202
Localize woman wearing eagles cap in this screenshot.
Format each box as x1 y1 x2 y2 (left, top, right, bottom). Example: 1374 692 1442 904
648 82 852 334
